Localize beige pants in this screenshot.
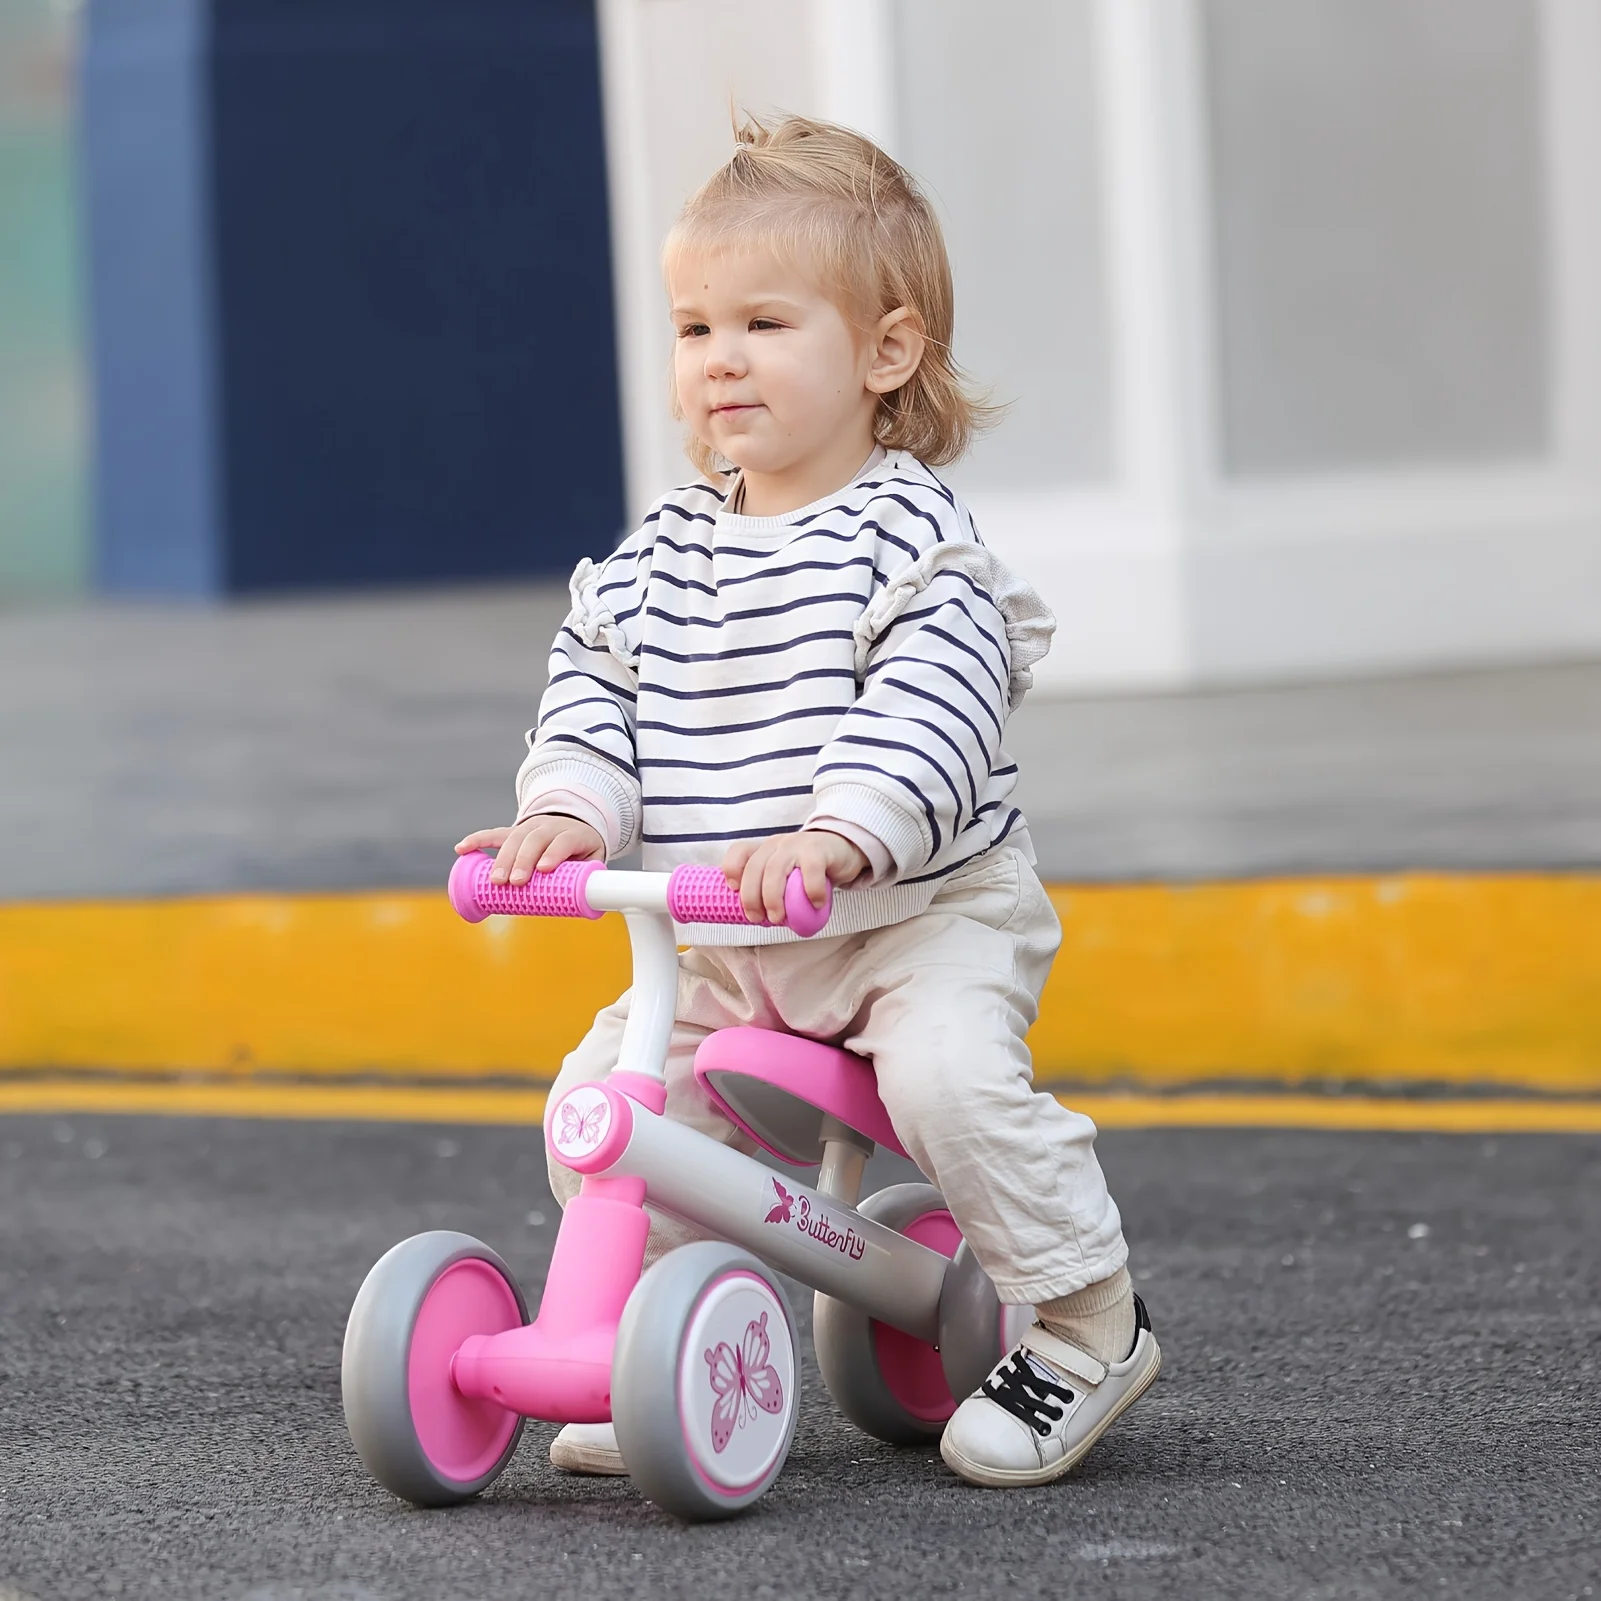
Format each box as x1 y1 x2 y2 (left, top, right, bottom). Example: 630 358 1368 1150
547 846 1127 1302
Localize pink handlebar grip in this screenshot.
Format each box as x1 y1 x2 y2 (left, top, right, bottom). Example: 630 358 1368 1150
448 850 605 923
666 864 832 938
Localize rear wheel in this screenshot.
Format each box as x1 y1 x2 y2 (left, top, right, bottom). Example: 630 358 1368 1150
813 1183 962 1444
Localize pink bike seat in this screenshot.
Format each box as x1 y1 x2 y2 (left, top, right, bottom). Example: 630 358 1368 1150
693 1027 909 1166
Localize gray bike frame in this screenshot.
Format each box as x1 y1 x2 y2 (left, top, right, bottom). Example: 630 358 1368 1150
568 877 951 1344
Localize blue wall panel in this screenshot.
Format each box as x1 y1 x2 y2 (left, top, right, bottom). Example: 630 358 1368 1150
84 0 625 594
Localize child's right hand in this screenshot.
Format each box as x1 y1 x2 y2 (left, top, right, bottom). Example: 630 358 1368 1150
454 815 606 885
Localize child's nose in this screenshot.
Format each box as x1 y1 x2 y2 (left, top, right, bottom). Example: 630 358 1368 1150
704 333 747 380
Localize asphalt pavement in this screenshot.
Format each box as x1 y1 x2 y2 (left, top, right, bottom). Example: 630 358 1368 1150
1 1113 1596 1601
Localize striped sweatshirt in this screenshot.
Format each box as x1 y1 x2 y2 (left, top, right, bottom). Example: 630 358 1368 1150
514 449 1055 945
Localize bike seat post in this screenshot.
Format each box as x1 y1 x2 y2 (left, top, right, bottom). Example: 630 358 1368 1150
816 1115 875 1206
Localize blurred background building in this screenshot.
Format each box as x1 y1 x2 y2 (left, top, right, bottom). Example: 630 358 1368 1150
2 0 1599 692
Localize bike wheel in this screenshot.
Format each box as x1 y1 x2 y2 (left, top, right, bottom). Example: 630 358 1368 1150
341 1231 527 1506
611 1241 799 1520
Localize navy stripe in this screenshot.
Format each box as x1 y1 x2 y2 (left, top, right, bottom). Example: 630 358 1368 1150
600 529 713 570
643 821 802 845
858 519 923 564
902 813 1024 890
716 554 885 591
935 565 1005 612
875 599 1008 687
828 732 965 814
915 620 1007 701
532 733 639 778
637 666 855 704
637 704 851 739
726 518 921 565
556 625 637 662
640 628 854 666
904 466 959 511
794 491 947 543
818 470 960 515
866 657 1003 736
657 532 715 560
811 760 941 854
646 783 813 808
639 744 824 773
548 665 637 703
863 678 996 768
898 814 1021 887
715 523 896 561
632 501 719 535
845 705 979 805
870 624 992 714
543 694 631 724
642 591 864 630
645 479 727 512
648 569 720 600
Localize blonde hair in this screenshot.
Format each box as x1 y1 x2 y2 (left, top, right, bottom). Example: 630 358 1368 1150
665 114 994 478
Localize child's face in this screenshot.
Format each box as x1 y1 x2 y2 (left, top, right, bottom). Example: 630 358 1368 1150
668 245 878 487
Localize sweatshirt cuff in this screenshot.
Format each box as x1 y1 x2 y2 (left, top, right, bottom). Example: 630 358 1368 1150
806 781 929 876
803 815 893 886
514 786 618 857
515 754 638 856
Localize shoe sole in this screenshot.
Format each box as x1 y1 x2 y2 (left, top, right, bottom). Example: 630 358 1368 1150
548 1439 629 1477
938 1337 1163 1489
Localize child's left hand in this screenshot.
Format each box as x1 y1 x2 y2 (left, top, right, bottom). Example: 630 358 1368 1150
722 829 869 926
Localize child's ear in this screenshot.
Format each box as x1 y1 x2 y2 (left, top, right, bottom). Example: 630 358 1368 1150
866 307 926 395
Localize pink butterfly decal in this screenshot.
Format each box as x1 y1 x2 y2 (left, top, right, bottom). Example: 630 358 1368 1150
558 1100 606 1148
704 1312 785 1454
764 1180 795 1225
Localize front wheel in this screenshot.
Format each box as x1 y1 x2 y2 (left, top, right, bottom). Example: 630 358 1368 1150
612 1241 799 1521
341 1231 528 1506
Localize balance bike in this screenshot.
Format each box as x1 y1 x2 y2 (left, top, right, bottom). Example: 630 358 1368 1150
341 852 1031 1520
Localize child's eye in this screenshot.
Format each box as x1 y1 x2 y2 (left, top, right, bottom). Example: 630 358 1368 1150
750 318 785 332
677 323 709 339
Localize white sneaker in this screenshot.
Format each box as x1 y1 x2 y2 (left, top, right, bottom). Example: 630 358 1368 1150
548 1420 628 1477
939 1294 1161 1488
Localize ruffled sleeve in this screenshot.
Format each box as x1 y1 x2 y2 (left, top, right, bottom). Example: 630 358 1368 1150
852 543 1055 708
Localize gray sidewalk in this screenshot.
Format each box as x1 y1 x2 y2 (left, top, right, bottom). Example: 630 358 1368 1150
2 588 1599 901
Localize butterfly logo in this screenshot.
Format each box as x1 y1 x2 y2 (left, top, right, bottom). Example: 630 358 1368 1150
557 1098 607 1150
704 1312 785 1454
764 1179 795 1225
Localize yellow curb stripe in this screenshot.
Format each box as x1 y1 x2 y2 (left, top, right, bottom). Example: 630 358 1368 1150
3 1077 1600 1133
1 872 1599 1090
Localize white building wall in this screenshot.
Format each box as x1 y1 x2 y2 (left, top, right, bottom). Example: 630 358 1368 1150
598 0 1601 692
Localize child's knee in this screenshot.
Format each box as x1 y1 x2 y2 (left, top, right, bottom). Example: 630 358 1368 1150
547 1149 581 1210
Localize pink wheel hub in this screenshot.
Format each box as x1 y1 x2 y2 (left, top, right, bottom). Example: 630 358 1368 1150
408 1260 524 1482
871 1210 963 1421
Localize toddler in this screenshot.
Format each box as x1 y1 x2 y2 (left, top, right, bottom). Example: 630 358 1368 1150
457 116 1159 1489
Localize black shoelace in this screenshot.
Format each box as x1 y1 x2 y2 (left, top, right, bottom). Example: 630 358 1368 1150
983 1351 1077 1437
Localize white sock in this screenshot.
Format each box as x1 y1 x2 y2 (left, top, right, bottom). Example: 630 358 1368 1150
1034 1265 1135 1367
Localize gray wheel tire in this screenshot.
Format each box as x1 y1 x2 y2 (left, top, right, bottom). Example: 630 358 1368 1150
937 1238 1035 1401
814 1183 959 1445
612 1241 799 1521
342 1230 528 1507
